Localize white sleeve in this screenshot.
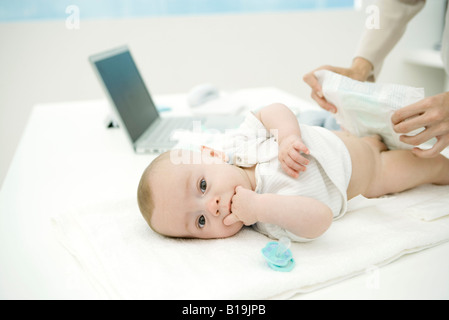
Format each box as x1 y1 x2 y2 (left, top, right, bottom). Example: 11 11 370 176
354 0 425 80
442 8 449 75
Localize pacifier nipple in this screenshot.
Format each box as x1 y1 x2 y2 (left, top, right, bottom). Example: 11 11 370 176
261 237 295 272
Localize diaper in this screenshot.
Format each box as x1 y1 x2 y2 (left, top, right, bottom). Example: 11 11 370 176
315 70 434 150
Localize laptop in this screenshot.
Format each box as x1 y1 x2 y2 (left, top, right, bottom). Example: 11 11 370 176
89 45 243 153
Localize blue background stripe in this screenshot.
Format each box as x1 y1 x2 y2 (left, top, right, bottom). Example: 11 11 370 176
0 0 354 22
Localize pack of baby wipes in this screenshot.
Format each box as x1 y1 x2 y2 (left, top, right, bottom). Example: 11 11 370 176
314 70 431 150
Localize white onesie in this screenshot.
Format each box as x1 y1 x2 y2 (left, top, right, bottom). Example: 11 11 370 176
224 112 352 242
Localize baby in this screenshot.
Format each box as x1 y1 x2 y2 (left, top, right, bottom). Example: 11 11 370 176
137 103 449 242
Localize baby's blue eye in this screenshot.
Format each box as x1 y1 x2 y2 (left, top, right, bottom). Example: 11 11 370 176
199 179 207 193
198 215 206 228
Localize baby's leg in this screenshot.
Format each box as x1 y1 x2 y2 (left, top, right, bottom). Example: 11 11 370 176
334 131 449 199
364 146 449 198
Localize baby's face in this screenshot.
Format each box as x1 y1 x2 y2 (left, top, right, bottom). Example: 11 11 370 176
149 150 252 239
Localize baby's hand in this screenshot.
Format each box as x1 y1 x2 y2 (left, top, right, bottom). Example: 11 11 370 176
278 134 310 178
223 186 259 226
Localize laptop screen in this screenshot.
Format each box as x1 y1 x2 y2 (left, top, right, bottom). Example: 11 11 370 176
92 49 159 143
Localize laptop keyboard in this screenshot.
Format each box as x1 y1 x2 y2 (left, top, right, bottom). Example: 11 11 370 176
149 117 197 143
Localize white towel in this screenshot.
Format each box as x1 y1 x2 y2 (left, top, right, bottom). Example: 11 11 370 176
375 184 449 222
52 184 449 299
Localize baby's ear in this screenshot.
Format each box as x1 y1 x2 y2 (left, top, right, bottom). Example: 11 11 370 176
201 145 228 162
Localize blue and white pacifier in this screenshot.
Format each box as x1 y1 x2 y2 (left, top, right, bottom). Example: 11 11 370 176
261 237 295 272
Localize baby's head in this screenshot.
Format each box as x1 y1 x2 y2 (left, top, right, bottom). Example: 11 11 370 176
137 148 249 239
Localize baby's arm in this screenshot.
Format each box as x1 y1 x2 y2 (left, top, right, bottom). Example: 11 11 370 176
224 186 333 240
256 103 310 178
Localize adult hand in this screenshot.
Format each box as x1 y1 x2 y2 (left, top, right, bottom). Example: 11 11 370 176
223 186 259 226
303 57 373 113
392 92 449 158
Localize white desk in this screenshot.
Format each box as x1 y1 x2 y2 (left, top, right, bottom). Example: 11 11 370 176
1 89 448 299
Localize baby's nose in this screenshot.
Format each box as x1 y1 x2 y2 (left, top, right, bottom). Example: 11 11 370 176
207 196 220 216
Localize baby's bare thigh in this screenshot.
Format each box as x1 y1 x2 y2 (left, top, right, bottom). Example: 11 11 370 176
332 131 383 200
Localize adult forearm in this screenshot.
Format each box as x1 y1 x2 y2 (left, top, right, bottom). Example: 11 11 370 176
350 57 374 82
354 0 425 79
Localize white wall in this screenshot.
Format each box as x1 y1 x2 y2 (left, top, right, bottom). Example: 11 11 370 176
0 1 445 188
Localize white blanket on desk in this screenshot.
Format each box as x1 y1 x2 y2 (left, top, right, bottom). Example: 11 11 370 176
52 183 449 299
